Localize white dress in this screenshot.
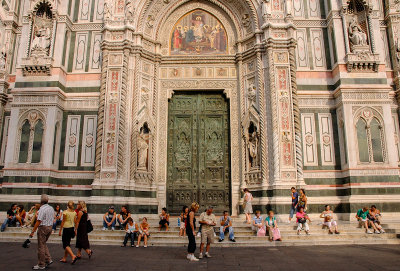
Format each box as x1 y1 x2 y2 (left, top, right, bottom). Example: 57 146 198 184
244 192 253 214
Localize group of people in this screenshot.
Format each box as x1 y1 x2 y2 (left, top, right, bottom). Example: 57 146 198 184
102 205 150 247
2 195 92 270
356 205 385 234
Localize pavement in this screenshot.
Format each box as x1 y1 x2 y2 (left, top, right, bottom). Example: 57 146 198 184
0 242 399 271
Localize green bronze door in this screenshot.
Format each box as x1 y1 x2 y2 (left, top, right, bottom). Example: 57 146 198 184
167 92 230 214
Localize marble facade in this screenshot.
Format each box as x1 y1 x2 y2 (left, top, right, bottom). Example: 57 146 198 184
0 0 399 217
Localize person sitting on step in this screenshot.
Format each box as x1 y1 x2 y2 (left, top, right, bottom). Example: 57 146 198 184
296 207 311 235
1 203 17 232
265 211 282 241
368 205 385 234
16 205 26 228
158 207 170 231
121 217 139 247
23 204 40 228
252 210 265 235
320 205 340 234
356 206 380 234
117 205 131 230
102 206 116 231
219 211 236 242
137 217 150 248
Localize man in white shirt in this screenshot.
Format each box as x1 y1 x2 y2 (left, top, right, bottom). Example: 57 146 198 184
30 194 54 270
198 206 217 259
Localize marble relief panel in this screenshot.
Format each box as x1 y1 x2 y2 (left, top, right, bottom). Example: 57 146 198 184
310 29 326 69
74 33 88 71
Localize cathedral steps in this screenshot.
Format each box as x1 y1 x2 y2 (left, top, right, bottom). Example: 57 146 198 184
0 219 399 247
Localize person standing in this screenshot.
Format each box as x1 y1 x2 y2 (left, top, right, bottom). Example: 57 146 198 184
298 189 308 212
243 188 253 224
179 206 188 237
58 201 78 264
288 187 298 223
75 201 92 259
186 202 199 261
29 194 54 270
198 206 217 259
219 211 235 242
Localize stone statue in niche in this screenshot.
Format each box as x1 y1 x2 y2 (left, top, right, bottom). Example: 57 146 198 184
125 0 135 21
261 0 271 22
137 123 150 171
247 84 256 107
348 18 368 48
0 50 6 71
247 122 260 168
396 38 400 64
104 0 113 20
31 8 53 56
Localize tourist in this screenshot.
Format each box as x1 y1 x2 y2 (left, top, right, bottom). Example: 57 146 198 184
24 204 40 228
265 211 281 241
58 201 78 264
252 210 265 235
102 206 116 230
243 188 253 224
179 205 188 237
320 205 340 234
117 205 131 230
137 217 150 248
368 205 385 233
75 201 92 259
198 206 217 259
122 217 139 247
288 187 299 223
186 202 199 261
296 207 311 235
29 194 54 270
159 207 170 231
298 189 307 212
1 203 17 232
52 204 63 233
219 210 235 242
356 206 379 234
16 205 26 227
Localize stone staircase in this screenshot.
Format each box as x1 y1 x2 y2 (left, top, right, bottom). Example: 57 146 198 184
1 217 399 247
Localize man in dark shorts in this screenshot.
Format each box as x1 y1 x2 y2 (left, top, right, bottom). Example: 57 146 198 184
117 205 131 230
159 207 170 231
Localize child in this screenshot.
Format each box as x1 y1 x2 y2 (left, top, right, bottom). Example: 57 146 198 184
122 217 139 247
159 207 170 231
296 207 311 235
265 211 281 241
180 206 188 237
137 217 150 248
252 210 265 235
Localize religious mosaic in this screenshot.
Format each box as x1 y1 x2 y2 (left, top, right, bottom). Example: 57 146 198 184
170 9 227 55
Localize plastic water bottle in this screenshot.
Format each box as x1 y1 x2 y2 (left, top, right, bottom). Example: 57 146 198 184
177 217 181 227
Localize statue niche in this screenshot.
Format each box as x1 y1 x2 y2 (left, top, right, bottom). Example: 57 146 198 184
30 3 53 57
137 123 150 171
348 18 368 50
247 122 260 169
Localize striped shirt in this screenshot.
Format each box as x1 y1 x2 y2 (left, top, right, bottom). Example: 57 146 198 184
37 204 54 227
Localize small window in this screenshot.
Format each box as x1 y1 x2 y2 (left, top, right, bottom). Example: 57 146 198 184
18 120 30 163
370 118 383 162
356 118 369 162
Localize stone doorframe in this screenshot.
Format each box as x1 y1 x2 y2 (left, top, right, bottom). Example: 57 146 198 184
157 79 242 215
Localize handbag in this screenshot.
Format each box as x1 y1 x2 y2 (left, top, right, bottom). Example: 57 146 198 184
272 228 281 241
87 219 93 233
257 227 266 237
298 218 307 224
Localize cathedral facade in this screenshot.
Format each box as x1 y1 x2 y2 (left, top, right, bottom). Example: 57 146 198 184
0 0 399 217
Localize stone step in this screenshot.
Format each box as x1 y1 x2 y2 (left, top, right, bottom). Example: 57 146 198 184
1 236 399 247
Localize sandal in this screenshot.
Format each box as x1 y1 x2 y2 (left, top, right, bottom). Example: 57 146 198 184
71 257 78 265
88 250 93 259
59 259 67 263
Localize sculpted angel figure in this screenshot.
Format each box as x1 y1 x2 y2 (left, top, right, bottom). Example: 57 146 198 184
0 50 6 71
348 18 368 47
